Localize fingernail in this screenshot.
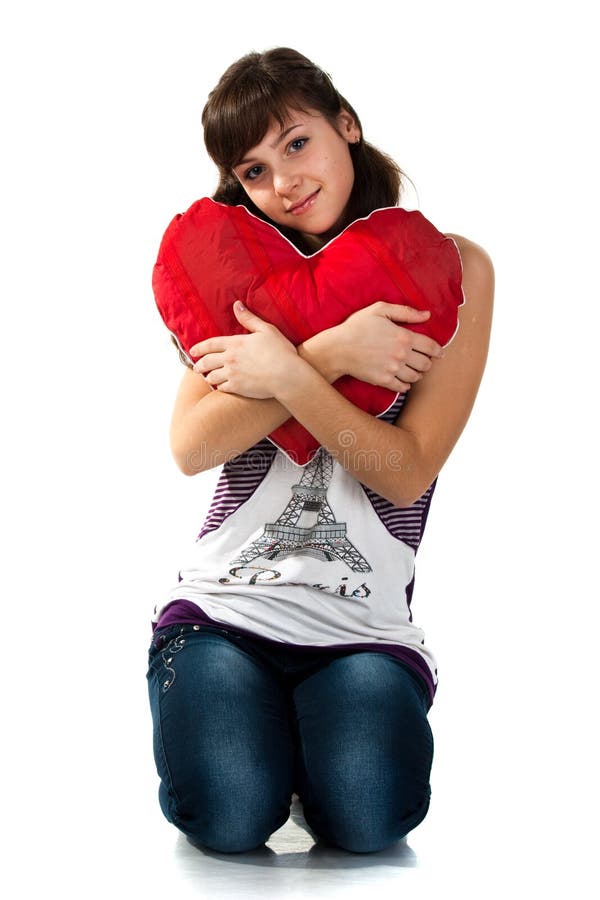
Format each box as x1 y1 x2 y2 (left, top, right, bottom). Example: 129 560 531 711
235 300 245 310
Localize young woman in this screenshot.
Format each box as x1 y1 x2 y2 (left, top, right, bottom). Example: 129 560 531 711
147 47 494 855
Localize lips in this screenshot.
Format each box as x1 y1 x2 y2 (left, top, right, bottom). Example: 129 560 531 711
289 189 320 215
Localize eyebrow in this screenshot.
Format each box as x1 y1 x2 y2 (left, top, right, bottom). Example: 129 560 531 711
237 124 303 167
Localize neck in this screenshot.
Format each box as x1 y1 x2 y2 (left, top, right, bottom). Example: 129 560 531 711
300 232 327 252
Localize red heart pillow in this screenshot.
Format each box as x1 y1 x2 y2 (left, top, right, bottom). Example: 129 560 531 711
152 198 464 465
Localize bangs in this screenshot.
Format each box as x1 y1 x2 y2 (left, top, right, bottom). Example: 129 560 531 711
203 85 310 172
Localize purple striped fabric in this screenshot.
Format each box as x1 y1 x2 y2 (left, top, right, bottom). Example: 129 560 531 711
361 481 436 551
197 438 277 541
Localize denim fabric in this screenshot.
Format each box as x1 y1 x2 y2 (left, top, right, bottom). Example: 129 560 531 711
146 622 434 854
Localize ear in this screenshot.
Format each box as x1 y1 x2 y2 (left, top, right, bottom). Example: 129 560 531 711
337 109 361 144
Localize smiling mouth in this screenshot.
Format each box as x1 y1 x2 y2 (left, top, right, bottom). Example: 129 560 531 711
289 189 320 215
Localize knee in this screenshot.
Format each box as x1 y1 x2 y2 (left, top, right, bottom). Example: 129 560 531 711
161 779 291 854
344 791 432 853
187 820 271 854
302 785 432 854
176 805 285 854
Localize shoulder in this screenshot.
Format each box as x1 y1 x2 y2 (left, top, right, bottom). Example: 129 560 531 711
443 232 495 332
444 232 492 261
444 233 495 295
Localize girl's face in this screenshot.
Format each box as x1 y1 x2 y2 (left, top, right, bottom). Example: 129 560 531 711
232 107 361 249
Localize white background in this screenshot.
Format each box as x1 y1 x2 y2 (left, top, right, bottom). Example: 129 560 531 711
2 1 598 897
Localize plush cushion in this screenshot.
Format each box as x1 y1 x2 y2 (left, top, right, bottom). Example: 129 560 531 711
152 198 464 465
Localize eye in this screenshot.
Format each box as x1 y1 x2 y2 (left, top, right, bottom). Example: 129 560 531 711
288 137 308 153
244 165 264 181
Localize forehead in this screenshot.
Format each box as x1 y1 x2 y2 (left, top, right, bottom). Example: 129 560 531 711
247 107 322 149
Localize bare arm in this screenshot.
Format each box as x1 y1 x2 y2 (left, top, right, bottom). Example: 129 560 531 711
170 328 344 474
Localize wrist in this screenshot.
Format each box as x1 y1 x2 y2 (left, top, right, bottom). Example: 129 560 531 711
273 355 323 405
297 328 344 383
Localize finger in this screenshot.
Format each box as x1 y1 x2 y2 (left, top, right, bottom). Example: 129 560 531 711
393 377 412 393
396 364 423 384
405 349 433 374
384 304 431 322
189 340 209 358
233 299 271 331
192 352 223 373
205 367 228 385
189 338 226 358
411 334 444 358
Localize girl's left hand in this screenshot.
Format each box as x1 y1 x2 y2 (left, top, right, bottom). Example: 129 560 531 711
189 301 299 399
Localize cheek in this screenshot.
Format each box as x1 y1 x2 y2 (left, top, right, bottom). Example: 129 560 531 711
331 159 355 203
245 186 274 213
328 151 353 184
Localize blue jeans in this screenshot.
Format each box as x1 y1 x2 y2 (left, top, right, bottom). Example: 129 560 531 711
146 622 434 854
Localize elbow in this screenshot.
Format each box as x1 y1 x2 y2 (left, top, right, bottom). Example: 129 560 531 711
388 432 432 508
393 481 435 509
170 440 207 477
396 464 440 507
395 460 440 506
177 459 201 477
394 494 420 509
172 454 198 477
172 439 226 476
393 487 426 509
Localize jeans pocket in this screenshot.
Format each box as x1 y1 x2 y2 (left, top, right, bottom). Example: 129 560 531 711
148 626 191 692
147 624 187 669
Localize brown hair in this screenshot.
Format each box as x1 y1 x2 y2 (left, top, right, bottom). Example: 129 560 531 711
201 47 407 252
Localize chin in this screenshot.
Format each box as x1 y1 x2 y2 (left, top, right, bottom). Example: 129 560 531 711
311 223 345 243
302 216 342 238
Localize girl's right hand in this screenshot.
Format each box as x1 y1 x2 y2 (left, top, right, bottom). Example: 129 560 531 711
333 302 445 392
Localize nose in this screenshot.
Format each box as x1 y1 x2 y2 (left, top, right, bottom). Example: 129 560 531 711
272 168 300 197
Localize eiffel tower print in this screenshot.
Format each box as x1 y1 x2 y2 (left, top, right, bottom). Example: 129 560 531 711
229 447 372 573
